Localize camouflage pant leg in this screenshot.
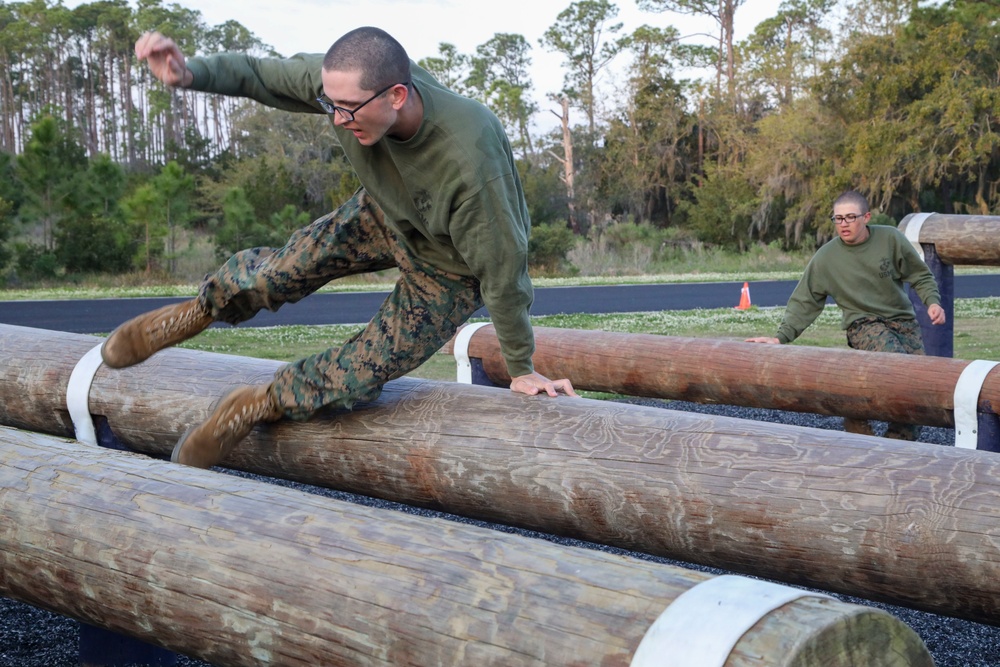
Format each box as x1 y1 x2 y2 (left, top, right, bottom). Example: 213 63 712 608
271 258 483 420
846 317 925 440
197 188 396 325
846 317 925 356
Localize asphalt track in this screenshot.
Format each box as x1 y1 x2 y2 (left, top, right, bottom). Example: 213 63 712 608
1 274 998 333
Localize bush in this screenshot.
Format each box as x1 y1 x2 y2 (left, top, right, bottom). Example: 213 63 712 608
528 222 577 275
565 220 706 276
568 234 652 276
15 242 59 280
601 219 660 250
55 214 134 274
871 212 897 227
0 198 13 273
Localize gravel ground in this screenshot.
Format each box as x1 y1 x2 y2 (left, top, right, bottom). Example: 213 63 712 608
3 400 999 666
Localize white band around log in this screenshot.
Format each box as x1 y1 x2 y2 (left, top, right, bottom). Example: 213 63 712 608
66 343 106 446
953 359 1000 449
902 212 934 261
453 322 492 384
630 575 832 667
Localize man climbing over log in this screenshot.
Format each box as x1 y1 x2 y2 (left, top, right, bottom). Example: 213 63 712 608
746 190 946 440
105 27 576 469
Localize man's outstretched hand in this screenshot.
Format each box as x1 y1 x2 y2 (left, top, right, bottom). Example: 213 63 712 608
510 372 578 397
135 31 193 88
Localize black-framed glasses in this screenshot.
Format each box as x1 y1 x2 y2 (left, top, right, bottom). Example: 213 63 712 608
316 81 408 122
830 213 866 225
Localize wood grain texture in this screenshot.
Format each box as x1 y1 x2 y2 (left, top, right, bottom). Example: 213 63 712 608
2 324 1000 627
443 325 1000 426
899 214 1000 265
0 427 933 667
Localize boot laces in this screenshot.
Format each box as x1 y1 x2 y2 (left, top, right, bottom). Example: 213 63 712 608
145 302 205 343
212 391 275 440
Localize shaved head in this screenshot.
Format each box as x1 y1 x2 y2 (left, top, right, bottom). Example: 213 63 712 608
833 190 870 214
323 27 410 92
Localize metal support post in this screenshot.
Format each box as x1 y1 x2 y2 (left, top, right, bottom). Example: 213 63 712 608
909 242 954 358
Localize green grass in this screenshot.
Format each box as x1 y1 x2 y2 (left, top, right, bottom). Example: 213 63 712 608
166 297 1000 384
2 265 995 301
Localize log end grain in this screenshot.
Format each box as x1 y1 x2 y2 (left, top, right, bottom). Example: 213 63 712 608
737 596 934 667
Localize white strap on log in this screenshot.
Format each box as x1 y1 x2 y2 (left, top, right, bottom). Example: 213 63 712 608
953 359 1000 449
66 343 105 446
453 322 492 384
630 575 833 667
902 212 934 261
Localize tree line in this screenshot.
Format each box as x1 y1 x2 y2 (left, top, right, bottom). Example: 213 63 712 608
1 0 997 283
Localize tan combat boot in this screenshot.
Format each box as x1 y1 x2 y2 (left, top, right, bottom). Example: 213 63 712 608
101 298 213 368
171 383 282 469
884 423 920 441
842 417 875 436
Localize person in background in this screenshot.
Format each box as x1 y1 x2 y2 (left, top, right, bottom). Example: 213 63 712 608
104 27 576 469
746 190 945 440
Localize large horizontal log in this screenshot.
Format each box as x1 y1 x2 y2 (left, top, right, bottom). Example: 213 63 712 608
3 324 1000 626
0 426 934 667
441 325 1000 427
899 213 1000 265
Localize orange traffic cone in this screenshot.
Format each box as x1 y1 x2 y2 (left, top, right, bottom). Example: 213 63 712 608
735 281 751 310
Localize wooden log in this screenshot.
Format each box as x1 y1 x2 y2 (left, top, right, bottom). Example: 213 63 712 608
0 426 934 667
2 324 1000 626
442 324 1000 427
899 213 1000 265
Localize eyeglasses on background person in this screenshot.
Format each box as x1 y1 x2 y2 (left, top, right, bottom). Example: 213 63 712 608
830 213 867 225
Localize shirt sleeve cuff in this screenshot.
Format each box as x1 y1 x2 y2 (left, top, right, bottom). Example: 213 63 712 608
505 360 534 378
186 58 209 90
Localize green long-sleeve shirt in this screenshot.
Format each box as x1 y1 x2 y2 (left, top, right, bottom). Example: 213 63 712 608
186 52 536 376
776 225 941 344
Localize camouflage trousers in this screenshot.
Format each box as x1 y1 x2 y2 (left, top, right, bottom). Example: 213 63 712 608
196 188 483 420
844 316 925 440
